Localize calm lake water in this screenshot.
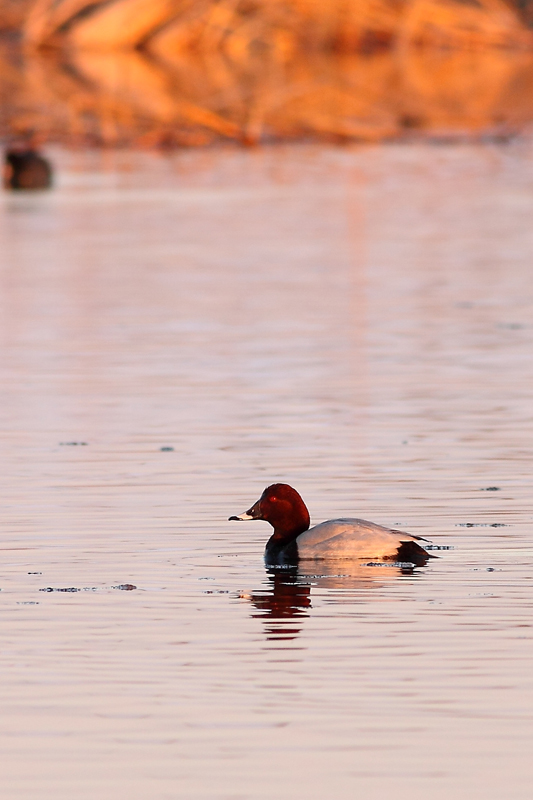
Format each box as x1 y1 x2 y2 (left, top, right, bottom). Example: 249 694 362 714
1 141 533 799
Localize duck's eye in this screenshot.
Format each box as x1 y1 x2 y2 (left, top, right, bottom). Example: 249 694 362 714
270 496 277 502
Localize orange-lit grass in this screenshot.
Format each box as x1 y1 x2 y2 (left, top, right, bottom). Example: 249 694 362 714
0 0 530 145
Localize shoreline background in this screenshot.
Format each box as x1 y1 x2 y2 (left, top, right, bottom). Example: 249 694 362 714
2 0 533 146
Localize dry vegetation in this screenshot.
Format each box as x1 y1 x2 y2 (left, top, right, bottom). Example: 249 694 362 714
1 0 532 145
21 0 530 51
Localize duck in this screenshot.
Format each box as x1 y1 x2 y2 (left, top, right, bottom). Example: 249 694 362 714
4 147 52 190
229 483 434 567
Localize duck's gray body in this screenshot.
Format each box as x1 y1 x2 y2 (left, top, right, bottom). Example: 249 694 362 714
292 518 426 560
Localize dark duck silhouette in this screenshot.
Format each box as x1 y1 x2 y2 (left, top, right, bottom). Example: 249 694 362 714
4 145 52 190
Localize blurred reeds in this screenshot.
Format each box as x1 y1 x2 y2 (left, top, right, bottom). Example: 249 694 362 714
1 0 533 145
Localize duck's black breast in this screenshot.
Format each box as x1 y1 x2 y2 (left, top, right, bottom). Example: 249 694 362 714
264 537 300 567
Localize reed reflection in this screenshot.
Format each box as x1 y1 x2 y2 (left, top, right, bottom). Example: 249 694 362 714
2 33 533 145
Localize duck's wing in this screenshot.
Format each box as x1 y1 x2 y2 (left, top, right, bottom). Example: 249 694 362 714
296 518 430 561
389 528 431 543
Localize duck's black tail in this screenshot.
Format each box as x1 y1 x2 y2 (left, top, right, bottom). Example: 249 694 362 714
395 540 436 566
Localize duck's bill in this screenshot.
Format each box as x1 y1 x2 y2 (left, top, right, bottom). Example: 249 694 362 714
229 499 263 521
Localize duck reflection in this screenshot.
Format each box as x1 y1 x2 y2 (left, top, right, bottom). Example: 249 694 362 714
244 568 311 641
242 562 423 641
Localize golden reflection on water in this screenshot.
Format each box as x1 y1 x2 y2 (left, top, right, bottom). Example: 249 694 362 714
2 41 533 144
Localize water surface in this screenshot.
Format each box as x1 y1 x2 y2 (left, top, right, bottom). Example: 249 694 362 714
1 142 533 799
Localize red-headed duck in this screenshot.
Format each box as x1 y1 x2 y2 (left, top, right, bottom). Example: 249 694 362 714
229 483 433 567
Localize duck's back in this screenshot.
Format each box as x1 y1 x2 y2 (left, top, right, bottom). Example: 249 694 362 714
295 518 421 560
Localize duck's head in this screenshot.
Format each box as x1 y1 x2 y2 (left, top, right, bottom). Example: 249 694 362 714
229 483 310 538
